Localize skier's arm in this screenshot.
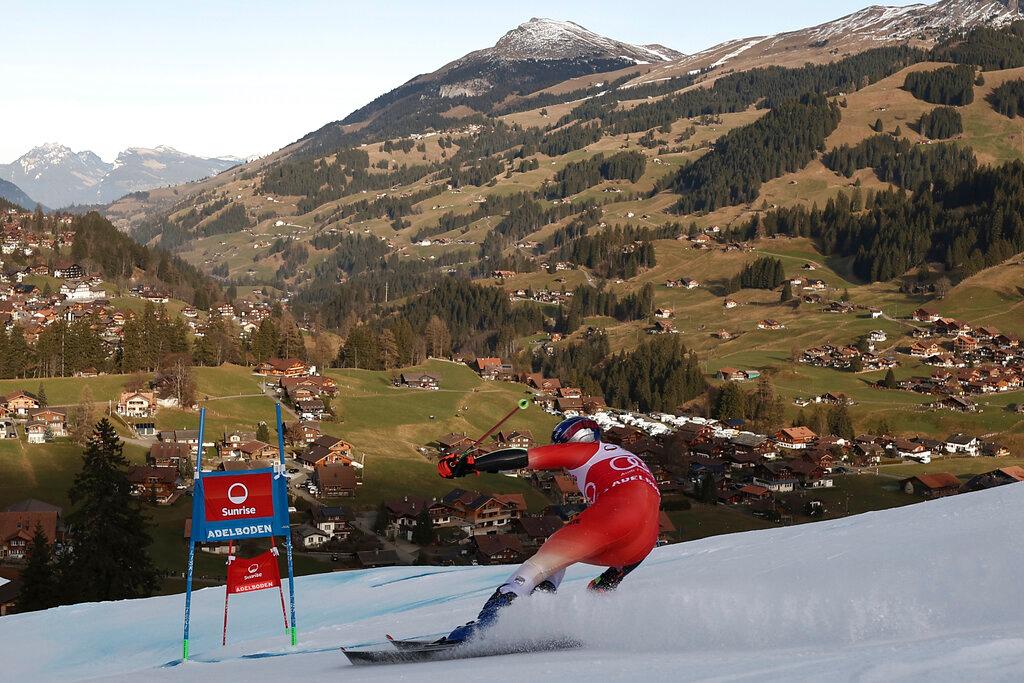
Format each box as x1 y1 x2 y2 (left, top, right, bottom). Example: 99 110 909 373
527 442 600 470
438 448 527 478
437 442 600 479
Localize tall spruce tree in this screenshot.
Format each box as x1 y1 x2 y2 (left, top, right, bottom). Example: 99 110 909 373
15 523 57 613
64 419 159 603
828 404 855 440
412 509 434 546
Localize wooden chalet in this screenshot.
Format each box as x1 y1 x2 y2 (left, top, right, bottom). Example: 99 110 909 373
899 473 962 499
398 372 440 390
474 534 525 565
257 358 310 378
0 499 62 561
297 435 353 469
440 488 526 536
126 466 179 504
314 462 358 498
553 474 585 506
774 426 817 449
311 505 351 540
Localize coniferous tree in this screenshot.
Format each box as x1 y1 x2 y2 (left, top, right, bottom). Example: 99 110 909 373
251 318 281 364
412 509 434 546
697 473 718 504
827 404 855 440
63 419 159 603
36 383 48 408
373 501 390 534
712 382 747 421
8 326 29 378
903 65 975 105
256 422 271 443
918 106 963 139
378 329 400 370
748 377 785 433
15 523 57 613
882 368 898 389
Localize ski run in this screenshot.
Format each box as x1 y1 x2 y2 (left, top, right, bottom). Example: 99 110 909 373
3 483 1024 681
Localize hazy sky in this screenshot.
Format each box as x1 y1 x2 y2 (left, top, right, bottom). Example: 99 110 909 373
2 0 930 163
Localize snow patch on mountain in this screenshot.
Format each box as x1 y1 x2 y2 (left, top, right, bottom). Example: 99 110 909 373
804 0 1023 44
2 482 1023 681
709 37 770 67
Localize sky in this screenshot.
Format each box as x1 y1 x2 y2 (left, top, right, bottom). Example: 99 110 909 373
1 0 931 163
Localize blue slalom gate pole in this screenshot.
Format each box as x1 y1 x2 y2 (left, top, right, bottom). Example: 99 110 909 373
182 406 207 661
276 403 298 645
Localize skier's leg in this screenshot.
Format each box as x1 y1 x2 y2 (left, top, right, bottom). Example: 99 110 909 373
584 484 661 591
497 507 627 598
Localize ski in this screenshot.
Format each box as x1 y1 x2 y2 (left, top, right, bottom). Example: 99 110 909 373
342 636 582 666
386 633 448 650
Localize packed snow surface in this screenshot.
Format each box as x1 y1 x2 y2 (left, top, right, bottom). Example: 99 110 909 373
3 484 1024 681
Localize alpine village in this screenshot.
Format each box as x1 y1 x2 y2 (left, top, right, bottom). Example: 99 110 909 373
6 0 1024 631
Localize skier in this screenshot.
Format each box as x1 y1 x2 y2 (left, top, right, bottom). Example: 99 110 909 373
437 415 661 642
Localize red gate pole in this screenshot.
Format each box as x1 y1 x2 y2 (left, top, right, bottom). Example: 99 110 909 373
222 540 235 646
271 537 289 632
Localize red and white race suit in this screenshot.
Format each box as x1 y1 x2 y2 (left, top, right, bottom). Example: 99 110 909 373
500 441 661 596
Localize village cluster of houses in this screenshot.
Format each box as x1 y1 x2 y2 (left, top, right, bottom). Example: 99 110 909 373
0 390 66 443
895 311 1024 407
800 343 900 372
263 364 335 421
800 311 1024 414
508 288 573 305
215 299 275 337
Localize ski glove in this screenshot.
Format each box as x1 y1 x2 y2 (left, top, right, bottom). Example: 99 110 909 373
438 453 475 479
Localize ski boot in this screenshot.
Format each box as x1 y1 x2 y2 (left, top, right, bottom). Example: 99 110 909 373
587 561 642 592
445 588 516 643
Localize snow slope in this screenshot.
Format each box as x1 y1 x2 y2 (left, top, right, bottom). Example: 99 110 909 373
4 484 1024 681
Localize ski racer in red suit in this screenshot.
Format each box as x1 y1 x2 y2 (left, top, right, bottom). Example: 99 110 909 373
437 416 661 642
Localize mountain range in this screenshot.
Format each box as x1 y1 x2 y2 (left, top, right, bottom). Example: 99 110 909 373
0 143 241 209
0 178 38 209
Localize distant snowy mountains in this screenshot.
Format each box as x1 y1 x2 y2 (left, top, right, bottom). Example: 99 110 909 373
0 143 241 209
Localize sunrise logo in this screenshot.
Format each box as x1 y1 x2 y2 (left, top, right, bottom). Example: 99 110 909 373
227 483 249 505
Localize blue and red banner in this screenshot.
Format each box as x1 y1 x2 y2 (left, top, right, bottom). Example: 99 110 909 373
183 404 297 661
190 468 290 542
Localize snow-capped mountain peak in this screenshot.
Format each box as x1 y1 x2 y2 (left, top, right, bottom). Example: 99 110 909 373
489 17 682 63
802 0 1023 45
17 143 79 174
